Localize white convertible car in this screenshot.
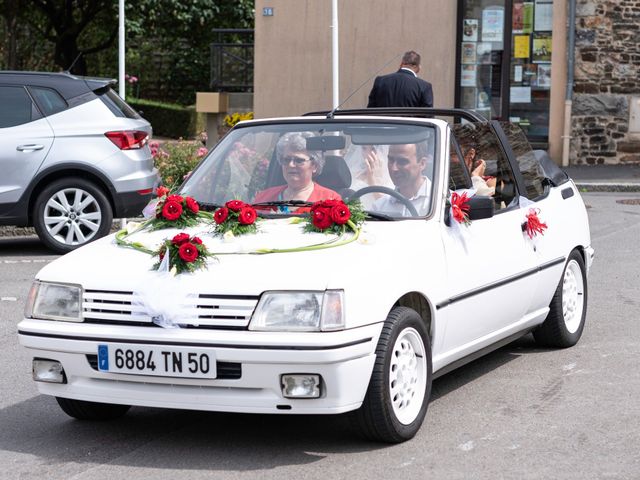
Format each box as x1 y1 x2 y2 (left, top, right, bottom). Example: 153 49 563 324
19 108 593 443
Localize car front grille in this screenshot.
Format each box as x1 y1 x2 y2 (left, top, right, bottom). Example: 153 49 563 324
85 355 242 380
83 289 259 330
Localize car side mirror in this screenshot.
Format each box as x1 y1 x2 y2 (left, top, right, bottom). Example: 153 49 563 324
445 194 494 226
468 195 495 220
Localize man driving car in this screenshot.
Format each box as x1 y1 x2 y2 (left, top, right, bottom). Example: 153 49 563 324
372 142 432 217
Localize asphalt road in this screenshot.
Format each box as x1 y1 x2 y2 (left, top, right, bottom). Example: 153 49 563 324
1 192 639 480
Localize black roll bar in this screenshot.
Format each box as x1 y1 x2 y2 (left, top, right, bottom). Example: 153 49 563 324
302 107 488 123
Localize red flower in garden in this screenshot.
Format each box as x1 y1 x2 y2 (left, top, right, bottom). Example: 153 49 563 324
162 200 183 221
171 233 190 245
312 207 333 230
225 199 245 211
167 194 184 204
156 186 169 197
523 208 548 238
178 242 198 262
185 197 200 214
450 192 471 225
214 207 229 224
238 206 257 225
330 203 351 225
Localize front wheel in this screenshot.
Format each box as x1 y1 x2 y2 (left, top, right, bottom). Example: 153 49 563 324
533 250 588 348
56 397 130 420
350 306 432 443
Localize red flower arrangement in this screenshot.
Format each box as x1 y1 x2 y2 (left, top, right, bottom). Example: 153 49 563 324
450 191 471 225
212 200 260 236
304 199 365 234
153 233 212 274
522 208 548 238
151 188 202 230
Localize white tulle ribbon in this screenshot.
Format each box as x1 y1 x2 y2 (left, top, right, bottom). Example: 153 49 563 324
132 261 199 328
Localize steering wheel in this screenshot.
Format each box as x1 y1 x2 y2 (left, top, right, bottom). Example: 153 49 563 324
347 186 420 217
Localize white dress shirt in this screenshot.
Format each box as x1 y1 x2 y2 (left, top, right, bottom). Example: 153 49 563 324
372 177 432 217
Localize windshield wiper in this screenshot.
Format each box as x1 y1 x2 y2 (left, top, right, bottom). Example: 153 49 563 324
252 200 315 207
198 202 222 211
364 211 395 221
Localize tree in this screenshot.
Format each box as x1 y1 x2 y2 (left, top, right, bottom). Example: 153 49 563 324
29 0 119 74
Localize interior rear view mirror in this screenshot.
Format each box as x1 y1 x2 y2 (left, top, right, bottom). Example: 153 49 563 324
306 135 346 151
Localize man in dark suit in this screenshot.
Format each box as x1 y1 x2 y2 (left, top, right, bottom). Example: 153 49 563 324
367 51 434 108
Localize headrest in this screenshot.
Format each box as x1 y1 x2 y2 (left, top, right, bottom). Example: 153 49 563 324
315 155 353 191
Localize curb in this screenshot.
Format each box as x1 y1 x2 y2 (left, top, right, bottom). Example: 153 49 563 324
574 183 640 193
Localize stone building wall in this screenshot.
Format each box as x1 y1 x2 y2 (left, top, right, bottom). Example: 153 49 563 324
572 0 640 164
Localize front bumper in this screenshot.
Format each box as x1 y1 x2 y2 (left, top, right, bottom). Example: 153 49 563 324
18 319 382 414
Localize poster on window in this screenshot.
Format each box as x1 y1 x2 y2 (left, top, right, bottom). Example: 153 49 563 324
477 90 491 109
476 42 492 64
510 86 532 103
514 35 530 58
482 8 504 42
532 32 552 62
522 2 534 33
460 87 477 109
513 3 524 33
463 19 479 41
534 0 554 31
461 65 477 87
462 42 477 64
537 64 551 88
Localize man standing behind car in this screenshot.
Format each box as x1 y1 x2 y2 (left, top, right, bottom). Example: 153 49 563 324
367 51 434 108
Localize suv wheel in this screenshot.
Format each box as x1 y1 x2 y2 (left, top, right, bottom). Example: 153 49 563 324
33 178 113 254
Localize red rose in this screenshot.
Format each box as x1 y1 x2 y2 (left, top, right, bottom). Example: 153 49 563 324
167 194 184 204
178 242 198 262
322 198 340 208
156 186 169 197
238 206 257 225
162 200 183 221
225 199 245 211
191 236 203 245
312 207 333 230
214 207 229 224
185 196 199 214
158 246 166 260
171 233 190 245
330 203 351 225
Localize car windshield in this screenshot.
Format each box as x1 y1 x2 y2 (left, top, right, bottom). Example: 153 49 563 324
181 121 438 219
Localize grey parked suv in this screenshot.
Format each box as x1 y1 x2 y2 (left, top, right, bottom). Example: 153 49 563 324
0 71 159 253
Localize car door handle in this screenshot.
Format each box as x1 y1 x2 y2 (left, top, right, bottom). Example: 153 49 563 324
17 144 45 152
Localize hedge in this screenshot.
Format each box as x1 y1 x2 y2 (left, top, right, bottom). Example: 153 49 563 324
127 98 204 139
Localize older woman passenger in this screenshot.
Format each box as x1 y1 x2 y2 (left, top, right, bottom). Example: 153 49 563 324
254 132 341 206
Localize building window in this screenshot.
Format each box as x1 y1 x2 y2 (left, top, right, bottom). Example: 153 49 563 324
457 0 554 147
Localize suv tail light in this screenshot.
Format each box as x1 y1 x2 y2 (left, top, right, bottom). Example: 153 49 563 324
105 130 149 150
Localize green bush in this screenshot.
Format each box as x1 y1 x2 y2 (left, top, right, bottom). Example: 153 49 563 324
151 138 208 188
128 98 204 139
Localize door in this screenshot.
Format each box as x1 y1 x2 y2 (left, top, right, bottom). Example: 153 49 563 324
0 85 54 205
438 122 538 360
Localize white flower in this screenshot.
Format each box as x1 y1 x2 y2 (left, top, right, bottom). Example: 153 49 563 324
126 221 141 234
170 266 177 276
223 230 235 242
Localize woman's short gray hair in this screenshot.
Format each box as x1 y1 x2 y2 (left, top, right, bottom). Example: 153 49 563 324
276 132 325 174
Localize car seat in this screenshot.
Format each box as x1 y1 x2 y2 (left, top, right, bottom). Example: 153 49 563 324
315 155 354 198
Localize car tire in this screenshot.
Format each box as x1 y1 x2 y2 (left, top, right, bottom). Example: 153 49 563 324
33 178 113 254
533 249 588 348
56 397 130 420
350 306 432 443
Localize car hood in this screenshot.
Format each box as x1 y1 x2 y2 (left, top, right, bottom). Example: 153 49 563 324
35 219 433 295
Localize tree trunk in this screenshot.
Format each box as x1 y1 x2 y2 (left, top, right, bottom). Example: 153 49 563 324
3 0 21 69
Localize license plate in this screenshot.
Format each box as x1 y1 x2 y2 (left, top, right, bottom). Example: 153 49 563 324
97 344 217 379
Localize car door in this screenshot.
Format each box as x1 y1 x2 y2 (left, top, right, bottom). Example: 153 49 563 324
437 123 539 362
0 85 54 206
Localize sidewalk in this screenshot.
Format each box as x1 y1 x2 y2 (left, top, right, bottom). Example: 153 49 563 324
563 164 640 192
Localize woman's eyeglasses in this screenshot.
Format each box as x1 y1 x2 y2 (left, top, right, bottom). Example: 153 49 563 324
278 155 311 166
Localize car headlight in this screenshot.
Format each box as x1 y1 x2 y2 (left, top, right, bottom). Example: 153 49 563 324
249 290 344 332
24 281 82 322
